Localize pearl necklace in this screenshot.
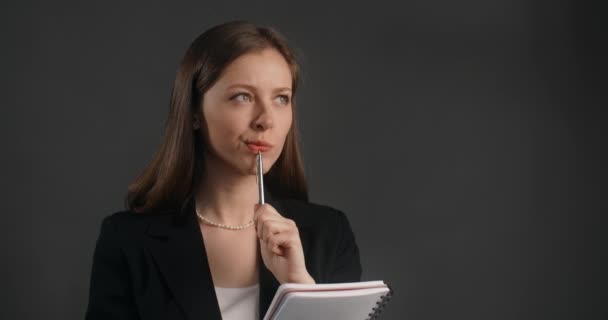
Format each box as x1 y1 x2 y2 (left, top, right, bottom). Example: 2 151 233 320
195 210 254 230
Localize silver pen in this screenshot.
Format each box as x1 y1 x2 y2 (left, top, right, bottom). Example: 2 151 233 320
257 151 265 205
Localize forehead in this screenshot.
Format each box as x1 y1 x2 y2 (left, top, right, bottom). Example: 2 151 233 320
215 48 293 91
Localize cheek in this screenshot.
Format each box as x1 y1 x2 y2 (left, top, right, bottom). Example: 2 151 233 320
204 111 242 147
207 105 246 132
279 111 293 141
272 112 292 156
211 117 237 136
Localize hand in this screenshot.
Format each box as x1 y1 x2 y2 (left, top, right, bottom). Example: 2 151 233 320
253 203 315 284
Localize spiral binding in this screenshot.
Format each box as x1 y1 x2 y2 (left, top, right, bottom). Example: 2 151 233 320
365 284 394 319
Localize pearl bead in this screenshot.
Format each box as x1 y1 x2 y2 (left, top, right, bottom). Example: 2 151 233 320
196 210 254 230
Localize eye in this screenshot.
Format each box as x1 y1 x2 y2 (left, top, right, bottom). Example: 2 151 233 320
231 92 252 102
277 95 291 105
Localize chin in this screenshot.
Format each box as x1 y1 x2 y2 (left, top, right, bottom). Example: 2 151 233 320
245 154 275 176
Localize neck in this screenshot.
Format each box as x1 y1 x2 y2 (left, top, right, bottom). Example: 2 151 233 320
194 151 260 225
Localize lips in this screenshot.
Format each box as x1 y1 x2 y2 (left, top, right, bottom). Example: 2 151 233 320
245 139 273 153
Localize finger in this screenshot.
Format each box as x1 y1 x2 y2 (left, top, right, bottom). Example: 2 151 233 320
261 238 283 256
253 203 262 222
254 204 267 238
267 230 297 251
254 203 281 221
256 213 270 240
254 204 272 233
261 219 294 242
255 208 272 239
271 243 284 255
261 203 281 216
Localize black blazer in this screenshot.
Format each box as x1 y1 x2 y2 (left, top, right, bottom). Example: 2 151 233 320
85 189 362 320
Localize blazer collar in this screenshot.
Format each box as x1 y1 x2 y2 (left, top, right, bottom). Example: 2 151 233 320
144 187 283 320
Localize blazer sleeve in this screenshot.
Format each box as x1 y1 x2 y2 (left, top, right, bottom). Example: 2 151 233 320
85 215 139 320
327 210 363 283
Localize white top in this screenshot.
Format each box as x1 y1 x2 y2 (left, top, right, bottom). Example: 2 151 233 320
214 283 260 320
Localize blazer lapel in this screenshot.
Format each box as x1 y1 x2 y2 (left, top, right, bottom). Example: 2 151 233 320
144 197 222 320
143 187 313 320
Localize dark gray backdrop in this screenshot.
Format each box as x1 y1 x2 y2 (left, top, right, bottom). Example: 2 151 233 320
1 1 605 319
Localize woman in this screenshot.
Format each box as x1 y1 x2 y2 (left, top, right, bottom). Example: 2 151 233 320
85 20 362 320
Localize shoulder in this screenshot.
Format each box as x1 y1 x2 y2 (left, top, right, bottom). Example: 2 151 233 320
95 209 172 244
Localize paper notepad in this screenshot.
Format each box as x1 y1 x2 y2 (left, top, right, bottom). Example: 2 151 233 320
263 280 393 320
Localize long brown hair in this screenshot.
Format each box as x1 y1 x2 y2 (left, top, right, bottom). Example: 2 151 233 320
126 20 308 213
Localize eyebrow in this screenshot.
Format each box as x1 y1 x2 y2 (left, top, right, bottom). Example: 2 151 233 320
226 84 292 93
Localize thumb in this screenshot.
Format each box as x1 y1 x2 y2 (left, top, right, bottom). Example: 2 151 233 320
253 203 261 219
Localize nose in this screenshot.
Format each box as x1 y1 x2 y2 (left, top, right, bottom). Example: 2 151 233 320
251 101 274 131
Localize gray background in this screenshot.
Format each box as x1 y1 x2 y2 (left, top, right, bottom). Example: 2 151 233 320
1 1 605 319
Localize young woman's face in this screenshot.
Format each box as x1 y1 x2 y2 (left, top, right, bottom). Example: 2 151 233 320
198 48 294 176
